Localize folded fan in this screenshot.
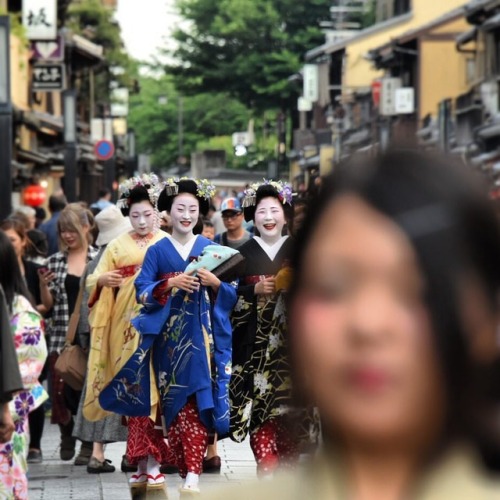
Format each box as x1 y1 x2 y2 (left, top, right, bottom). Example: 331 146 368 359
185 245 245 282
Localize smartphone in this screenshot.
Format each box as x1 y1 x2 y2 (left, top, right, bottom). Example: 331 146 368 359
39 266 49 274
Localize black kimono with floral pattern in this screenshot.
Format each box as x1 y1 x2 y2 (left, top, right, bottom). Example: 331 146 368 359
229 237 293 443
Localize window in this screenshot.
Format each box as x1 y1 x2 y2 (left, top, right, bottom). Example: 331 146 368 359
394 0 411 16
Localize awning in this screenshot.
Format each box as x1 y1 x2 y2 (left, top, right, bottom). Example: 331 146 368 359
476 121 500 139
456 27 478 48
480 12 500 31
19 110 63 135
16 149 51 165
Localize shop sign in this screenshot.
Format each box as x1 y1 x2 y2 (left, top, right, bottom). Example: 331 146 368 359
32 64 65 91
23 0 57 40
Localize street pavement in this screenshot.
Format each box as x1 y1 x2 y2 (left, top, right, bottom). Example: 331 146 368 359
28 418 256 499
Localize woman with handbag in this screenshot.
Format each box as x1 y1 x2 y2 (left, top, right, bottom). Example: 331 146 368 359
0 231 48 499
39 204 98 464
98 178 238 495
83 175 171 488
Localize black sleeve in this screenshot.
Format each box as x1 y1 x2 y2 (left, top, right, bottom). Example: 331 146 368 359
0 286 22 403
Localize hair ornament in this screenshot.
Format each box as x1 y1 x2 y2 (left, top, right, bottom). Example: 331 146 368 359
118 173 162 207
242 179 293 207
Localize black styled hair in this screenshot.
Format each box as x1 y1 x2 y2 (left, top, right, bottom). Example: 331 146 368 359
0 231 32 311
157 179 209 216
289 149 500 469
119 185 153 217
243 184 294 222
98 188 110 198
48 194 67 213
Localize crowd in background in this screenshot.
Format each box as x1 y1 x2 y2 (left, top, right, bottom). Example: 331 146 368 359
2 149 500 499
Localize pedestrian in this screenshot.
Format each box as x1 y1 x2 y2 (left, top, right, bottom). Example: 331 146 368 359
90 188 113 214
1 218 48 464
0 284 22 445
99 178 238 495
39 194 67 256
0 231 48 500
214 197 251 249
11 209 48 263
38 204 98 464
201 218 215 241
83 175 172 488
229 180 299 476
210 149 500 499
72 206 134 473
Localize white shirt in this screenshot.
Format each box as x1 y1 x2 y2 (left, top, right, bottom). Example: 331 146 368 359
253 236 289 261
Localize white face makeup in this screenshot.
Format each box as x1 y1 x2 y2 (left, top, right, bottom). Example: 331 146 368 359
169 193 199 237
254 196 286 244
129 200 156 236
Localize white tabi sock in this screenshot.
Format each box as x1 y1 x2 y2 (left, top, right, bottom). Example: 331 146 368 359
184 472 199 488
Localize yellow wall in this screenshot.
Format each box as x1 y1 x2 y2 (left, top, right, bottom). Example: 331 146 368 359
10 34 29 110
419 40 469 119
344 0 468 90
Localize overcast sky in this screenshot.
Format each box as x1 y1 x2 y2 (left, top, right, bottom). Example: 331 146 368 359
115 0 180 63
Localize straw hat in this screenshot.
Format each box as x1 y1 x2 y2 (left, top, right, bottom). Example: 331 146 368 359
95 205 132 246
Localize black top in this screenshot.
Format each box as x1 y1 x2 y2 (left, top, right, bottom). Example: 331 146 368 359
238 237 293 277
65 274 81 317
23 259 42 306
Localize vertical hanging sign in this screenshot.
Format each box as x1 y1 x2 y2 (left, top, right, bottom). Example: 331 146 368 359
303 64 319 103
23 0 57 41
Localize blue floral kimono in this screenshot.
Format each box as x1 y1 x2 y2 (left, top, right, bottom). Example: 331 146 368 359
99 236 237 435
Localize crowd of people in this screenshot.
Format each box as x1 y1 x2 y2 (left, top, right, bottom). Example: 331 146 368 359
1 149 500 499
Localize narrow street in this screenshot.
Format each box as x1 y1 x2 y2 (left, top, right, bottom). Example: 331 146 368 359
28 419 256 499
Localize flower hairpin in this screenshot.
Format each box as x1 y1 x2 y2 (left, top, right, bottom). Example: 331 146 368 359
117 173 162 207
163 177 216 201
242 179 293 208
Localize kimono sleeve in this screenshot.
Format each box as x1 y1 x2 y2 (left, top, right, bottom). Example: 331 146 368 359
134 244 169 311
86 242 116 307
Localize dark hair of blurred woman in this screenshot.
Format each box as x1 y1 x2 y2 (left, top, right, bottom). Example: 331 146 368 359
0 231 31 311
288 149 500 497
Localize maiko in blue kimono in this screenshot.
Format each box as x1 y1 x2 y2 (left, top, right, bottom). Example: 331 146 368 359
99 178 237 493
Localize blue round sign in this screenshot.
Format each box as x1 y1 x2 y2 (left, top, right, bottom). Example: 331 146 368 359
94 140 115 161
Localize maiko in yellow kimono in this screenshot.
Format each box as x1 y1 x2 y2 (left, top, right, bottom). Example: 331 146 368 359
83 230 167 421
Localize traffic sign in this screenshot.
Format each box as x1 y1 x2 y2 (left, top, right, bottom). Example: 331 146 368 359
94 140 115 161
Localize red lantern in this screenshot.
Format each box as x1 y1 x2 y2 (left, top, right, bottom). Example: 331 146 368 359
22 185 47 207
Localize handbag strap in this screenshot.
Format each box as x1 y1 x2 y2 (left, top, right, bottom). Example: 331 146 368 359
65 282 85 344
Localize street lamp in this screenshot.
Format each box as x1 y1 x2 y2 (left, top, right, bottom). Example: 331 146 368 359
63 89 77 202
126 128 136 177
0 16 12 220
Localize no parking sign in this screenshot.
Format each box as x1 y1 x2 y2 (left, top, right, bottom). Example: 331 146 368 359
94 140 115 161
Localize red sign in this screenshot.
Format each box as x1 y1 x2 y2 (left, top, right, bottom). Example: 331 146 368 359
94 140 115 161
23 185 46 207
372 79 382 108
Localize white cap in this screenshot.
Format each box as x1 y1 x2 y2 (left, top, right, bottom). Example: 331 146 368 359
95 205 132 246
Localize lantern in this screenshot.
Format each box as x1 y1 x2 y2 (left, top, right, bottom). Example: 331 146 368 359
22 184 46 207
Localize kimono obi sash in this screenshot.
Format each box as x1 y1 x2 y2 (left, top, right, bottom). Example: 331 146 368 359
243 274 274 285
153 272 183 305
118 264 142 278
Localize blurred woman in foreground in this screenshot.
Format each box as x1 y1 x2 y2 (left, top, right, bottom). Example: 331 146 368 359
213 150 500 499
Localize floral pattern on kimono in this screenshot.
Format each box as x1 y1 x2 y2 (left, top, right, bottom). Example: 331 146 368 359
0 295 48 500
98 236 237 436
229 238 294 443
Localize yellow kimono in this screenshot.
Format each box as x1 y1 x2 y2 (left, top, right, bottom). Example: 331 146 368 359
83 230 167 421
